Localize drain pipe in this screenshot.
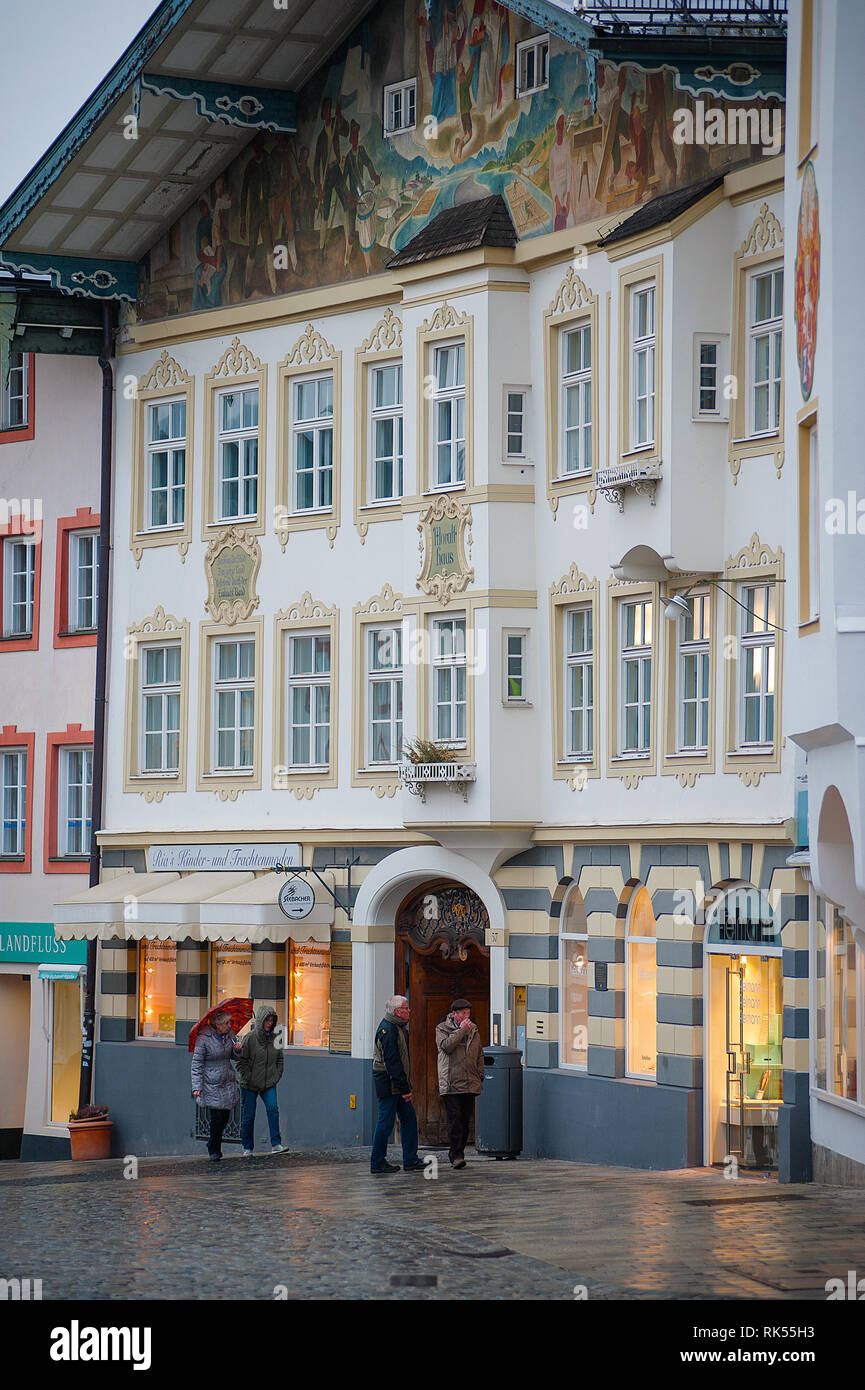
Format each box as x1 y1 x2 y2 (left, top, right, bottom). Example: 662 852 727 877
79 302 114 1110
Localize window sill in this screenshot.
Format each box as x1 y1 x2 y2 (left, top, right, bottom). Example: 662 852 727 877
206 770 256 779
58 629 97 640
557 756 593 766
554 469 592 483
287 507 334 518
503 699 532 708
425 484 466 497
135 526 185 538
384 125 416 138
0 856 25 864
731 432 780 447
621 445 656 460
47 856 89 864
612 752 651 762
134 772 181 780
668 749 709 760
359 500 402 511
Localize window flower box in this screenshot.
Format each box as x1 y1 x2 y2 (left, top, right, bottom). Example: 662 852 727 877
397 760 477 803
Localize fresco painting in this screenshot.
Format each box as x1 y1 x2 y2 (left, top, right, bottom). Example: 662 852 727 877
794 159 819 401
138 0 783 321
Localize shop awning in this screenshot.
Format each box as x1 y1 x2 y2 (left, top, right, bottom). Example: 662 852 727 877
124 871 255 941
199 871 334 945
38 963 86 981
54 871 181 941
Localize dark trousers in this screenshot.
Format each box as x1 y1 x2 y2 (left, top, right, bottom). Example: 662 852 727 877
208 1107 230 1156
370 1094 419 1171
444 1093 475 1163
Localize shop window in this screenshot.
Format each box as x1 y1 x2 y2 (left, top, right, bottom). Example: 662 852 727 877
560 885 588 1069
626 886 657 1079
212 942 251 1007
289 942 330 1048
50 979 82 1121
138 941 177 1040
829 907 858 1103
813 896 828 1091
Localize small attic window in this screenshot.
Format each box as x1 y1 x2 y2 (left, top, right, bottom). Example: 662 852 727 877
516 36 549 97
384 79 417 136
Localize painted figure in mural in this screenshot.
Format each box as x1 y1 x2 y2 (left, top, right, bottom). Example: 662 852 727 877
549 111 578 230
452 46 480 160
192 197 227 310
239 136 277 296
313 97 351 257
625 96 650 201
343 120 381 271
468 0 510 117
421 0 467 125
294 146 316 234
644 69 677 182
270 138 300 274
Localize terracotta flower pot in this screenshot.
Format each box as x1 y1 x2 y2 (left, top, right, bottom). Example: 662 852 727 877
68 1118 113 1160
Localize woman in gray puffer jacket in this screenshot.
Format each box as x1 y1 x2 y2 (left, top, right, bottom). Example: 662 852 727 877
191 1011 240 1161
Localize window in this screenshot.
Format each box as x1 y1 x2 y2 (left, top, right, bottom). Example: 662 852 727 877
217 386 259 521
288 632 331 768
68 532 98 633
3 538 35 637
748 267 783 436
141 644 181 773
1 352 30 432
370 363 403 502
213 638 255 771
630 284 656 449
678 592 710 752
289 942 330 1047
58 746 92 857
146 399 186 530
293 375 333 512
137 941 176 1041
560 886 588 1069
561 325 591 475
516 35 549 96
51 979 82 1121
739 584 776 746
693 335 728 420
367 625 403 764
829 909 858 1103
504 631 527 705
432 343 465 488
620 599 652 754
565 607 593 758
0 749 26 856
383 78 417 136
504 389 527 460
211 943 251 1007
626 886 657 1079
432 615 467 743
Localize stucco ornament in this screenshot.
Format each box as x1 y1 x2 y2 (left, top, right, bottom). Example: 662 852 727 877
204 526 261 623
417 494 474 605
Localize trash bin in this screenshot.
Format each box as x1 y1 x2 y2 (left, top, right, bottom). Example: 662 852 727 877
476 1045 522 1159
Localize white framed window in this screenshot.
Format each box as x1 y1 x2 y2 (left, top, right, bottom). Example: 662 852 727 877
503 630 528 704
630 284 655 449
213 638 255 771
370 363 403 502
431 615 467 743
738 583 776 747
3 537 35 637
561 323 592 475
140 643 181 773
748 265 783 436
383 78 417 136
216 386 258 521
620 598 652 754
1 351 29 431
58 746 92 857
565 607 593 758
516 35 549 97
807 425 819 621
146 398 186 530
677 591 710 752
68 531 99 633
293 373 333 512
0 749 26 856
560 885 588 1070
503 388 528 460
287 632 331 768
431 342 465 489
367 625 403 764
692 334 729 420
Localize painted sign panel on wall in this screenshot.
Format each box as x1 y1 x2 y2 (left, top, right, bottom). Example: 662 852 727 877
795 159 819 401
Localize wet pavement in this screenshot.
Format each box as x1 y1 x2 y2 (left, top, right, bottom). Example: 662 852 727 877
1 1148 863 1300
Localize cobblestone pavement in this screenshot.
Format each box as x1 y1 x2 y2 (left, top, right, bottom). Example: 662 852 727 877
1 1149 863 1300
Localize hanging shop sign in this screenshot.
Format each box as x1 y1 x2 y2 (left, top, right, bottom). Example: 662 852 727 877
149 844 301 872
277 879 315 920
0 924 88 964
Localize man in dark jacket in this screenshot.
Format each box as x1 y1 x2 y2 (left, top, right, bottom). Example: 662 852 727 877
370 995 423 1174
436 998 484 1169
235 1005 286 1156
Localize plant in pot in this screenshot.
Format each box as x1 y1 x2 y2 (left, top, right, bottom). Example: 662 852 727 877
402 737 457 764
68 1104 113 1160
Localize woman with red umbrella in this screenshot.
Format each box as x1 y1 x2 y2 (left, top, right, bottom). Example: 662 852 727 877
190 999 253 1162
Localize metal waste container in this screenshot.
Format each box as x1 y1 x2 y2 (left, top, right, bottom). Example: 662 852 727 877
476 1045 522 1159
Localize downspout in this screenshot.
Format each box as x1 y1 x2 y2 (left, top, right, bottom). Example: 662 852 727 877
79 302 114 1109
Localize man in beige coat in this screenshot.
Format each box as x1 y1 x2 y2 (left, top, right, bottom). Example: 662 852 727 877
435 997 484 1169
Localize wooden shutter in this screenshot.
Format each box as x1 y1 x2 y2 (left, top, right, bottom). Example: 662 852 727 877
328 941 352 1054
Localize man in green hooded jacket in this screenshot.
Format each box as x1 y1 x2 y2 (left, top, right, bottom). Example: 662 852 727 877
235 1005 287 1155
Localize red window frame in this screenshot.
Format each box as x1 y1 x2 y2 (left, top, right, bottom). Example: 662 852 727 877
0 513 42 653
54 508 100 649
0 352 35 445
0 725 35 872
44 724 94 874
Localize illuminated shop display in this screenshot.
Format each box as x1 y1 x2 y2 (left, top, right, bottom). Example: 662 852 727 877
289 942 330 1048
137 941 176 1040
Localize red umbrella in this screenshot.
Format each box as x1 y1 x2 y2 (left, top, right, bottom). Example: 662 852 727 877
188 997 254 1053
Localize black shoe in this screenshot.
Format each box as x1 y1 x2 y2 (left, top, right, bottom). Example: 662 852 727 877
371 1162 400 1174
403 1160 426 1171
452 1158 467 1169
209 1153 222 1163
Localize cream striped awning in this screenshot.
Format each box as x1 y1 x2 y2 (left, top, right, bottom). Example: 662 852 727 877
199 871 334 944
54 871 180 941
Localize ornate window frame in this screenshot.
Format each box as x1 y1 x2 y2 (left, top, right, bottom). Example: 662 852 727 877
729 203 785 482
417 301 475 495
44 724 94 872
123 606 189 799
354 307 406 542
416 597 478 761
351 584 406 798
722 533 784 785
606 577 659 787
130 349 195 566
549 564 600 787
544 267 599 516
196 616 263 798
275 323 341 550
660 579 716 786
272 592 339 799
618 256 663 469
202 338 267 539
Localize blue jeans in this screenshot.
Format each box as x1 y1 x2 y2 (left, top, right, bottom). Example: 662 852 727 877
240 1086 281 1150
370 1093 418 1171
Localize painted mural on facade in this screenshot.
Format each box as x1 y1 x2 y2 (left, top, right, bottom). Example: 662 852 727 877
138 0 783 320
794 159 819 401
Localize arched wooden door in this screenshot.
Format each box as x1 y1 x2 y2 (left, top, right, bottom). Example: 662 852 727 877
395 880 490 1147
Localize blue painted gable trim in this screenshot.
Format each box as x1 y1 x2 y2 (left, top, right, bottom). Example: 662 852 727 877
141 74 298 132
500 0 594 49
0 251 138 302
